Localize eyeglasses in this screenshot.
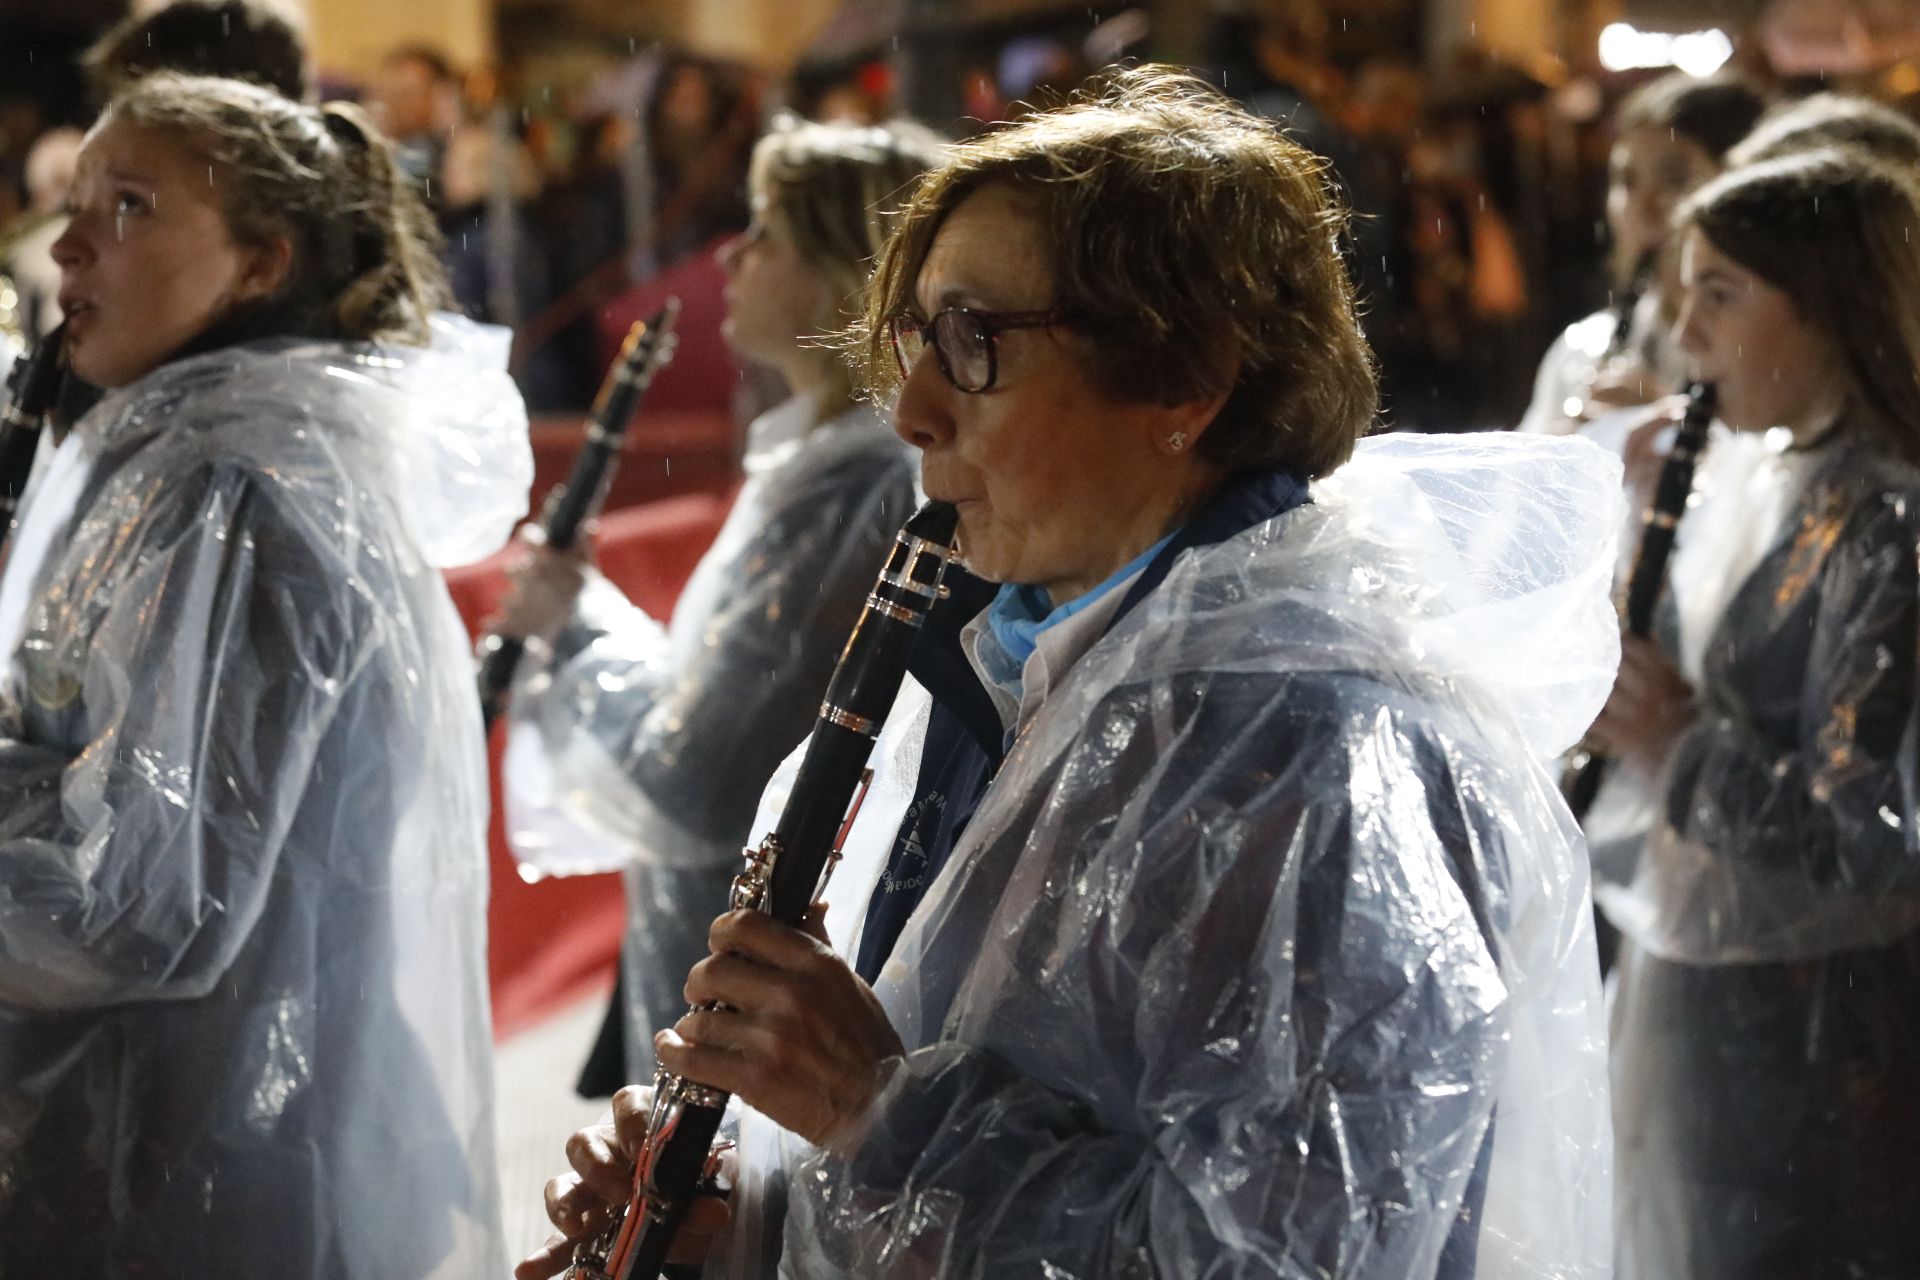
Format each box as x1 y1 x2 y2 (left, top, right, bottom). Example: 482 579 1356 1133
888 307 1074 394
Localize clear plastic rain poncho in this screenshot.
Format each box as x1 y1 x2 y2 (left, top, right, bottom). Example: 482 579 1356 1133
0 316 528 1279
1598 434 1920 1278
505 396 917 1073
708 431 1624 1280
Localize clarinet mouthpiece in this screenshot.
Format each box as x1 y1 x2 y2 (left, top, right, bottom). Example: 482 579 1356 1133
903 499 958 544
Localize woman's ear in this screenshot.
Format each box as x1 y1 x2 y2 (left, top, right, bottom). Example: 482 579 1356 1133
236 234 294 303
1150 386 1232 458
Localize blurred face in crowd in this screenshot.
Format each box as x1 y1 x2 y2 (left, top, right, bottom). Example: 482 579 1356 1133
717 198 836 389
892 182 1222 604
372 55 455 143
1608 125 1718 276
655 65 718 145
1673 226 1846 435
51 119 285 388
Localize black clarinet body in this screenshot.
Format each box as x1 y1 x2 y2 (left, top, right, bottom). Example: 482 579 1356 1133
476 301 679 729
1564 381 1717 818
0 322 68 556
569 500 961 1280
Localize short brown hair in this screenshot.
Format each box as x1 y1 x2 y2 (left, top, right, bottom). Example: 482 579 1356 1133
101 73 447 348
855 64 1376 479
1682 147 1920 464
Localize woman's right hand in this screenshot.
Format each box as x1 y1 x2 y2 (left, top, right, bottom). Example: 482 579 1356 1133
514 1085 732 1279
491 526 593 644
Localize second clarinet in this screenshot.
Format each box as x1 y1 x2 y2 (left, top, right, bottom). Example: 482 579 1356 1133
1563 380 1717 817
476 301 680 728
0 321 69 558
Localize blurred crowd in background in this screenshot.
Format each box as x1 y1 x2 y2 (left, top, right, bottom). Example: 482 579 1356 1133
4 0 1919 434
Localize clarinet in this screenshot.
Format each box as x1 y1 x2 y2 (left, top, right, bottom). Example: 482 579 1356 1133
476 300 679 729
1604 251 1655 360
0 322 68 558
568 500 962 1280
1563 381 1717 818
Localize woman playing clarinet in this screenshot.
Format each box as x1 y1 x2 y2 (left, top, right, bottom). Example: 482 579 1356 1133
1594 150 1920 1278
1516 73 1761 439
0 74 526 1276
522 67 1619 1280
492 117 944 1089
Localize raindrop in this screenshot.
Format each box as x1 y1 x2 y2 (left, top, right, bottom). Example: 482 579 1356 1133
223 12 230 36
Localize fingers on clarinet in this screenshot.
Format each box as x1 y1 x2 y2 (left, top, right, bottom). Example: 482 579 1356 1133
610 1084 654 1151
656 1027 748 1095
666 1194 734 1265
544 1172 588 1230
513 1233 571 1280
802 901 831 944
611 1084 652 1124
565 1122 633 1206
685 1192 733 1233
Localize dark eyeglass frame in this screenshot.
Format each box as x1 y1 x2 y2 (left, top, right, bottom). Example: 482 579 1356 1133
888 306 1075 394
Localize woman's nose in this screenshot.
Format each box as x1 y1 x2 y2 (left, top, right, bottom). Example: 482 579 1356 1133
716 233 747 275
891 343 953 451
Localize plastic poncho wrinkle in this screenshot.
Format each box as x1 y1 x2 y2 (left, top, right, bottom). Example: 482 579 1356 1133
0 327 523 1277
711 433 1619 1280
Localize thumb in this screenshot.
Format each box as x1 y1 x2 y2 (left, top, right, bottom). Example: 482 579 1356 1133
801 901 831 946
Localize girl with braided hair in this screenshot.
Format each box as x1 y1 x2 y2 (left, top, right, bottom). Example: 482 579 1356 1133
0 73 525 1276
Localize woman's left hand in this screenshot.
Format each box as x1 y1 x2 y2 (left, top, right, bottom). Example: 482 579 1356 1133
657 909 903 1154
1588 634 1697 777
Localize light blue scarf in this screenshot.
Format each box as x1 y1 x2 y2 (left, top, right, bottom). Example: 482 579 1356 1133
975 532 1176 708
